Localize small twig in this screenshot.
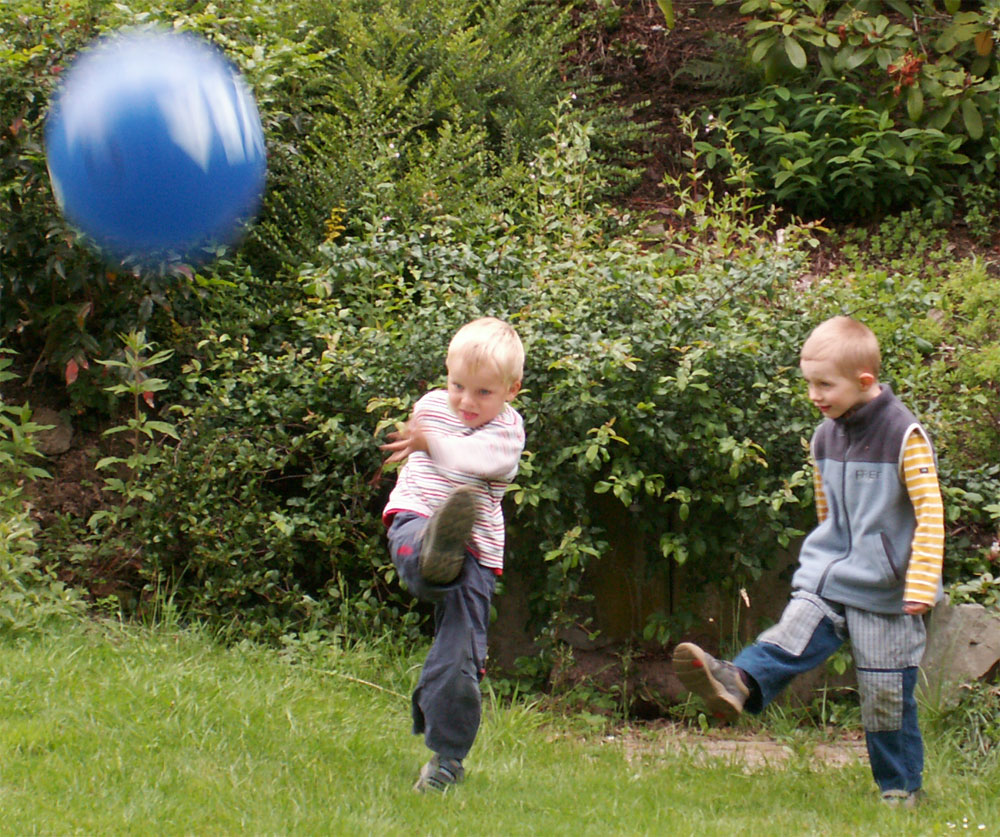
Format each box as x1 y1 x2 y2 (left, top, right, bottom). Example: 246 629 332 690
300 665 407 700
25 349 46 387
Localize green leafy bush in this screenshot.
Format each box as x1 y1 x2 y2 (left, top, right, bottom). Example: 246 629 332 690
0 347 51 482
0 348 83 633
2 0 636 402
691 0 1000 219
0 486 84 635
737 0 1000 143
703 83 972 218
132 334 401 641
124 107 823 646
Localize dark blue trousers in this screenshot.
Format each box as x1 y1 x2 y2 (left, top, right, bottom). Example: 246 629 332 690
387 512 495 761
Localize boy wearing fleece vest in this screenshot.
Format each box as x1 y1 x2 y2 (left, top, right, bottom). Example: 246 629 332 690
673 316 944 808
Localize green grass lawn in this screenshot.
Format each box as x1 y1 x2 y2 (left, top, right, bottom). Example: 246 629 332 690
0 619 996 836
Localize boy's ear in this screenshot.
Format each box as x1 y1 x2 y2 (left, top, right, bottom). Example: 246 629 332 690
858 371 877 390
506 380 522 400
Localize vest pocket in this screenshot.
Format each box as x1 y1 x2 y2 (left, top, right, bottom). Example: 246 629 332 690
854 531 902 585
879 532 903 580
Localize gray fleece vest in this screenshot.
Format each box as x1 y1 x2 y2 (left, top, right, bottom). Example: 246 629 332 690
791 385 936 614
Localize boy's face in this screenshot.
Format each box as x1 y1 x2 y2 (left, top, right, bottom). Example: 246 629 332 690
446 358 521 429
800 357 878 419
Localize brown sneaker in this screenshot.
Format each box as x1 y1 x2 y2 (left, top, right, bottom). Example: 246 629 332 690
420 486 477 584
672 641 749 723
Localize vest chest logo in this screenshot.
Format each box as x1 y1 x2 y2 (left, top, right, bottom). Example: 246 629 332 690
854 469 880 482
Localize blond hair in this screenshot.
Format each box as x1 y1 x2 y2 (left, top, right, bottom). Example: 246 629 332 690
447 317 524 385
801 316 881 378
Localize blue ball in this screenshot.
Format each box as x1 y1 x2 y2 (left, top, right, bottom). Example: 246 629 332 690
45 28 267 264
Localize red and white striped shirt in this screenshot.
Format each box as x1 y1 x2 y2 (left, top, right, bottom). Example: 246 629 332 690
383 390 525 570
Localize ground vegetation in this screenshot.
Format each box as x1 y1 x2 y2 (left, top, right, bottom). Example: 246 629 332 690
1 0 998 718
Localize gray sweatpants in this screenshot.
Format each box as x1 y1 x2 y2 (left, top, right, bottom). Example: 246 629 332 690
387 512 495 760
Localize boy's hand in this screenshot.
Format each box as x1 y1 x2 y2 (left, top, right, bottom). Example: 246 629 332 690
903 601 929 616
380 417 429 464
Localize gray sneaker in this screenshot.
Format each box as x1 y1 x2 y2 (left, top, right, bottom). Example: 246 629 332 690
672 641 749 723
413 755 464 792
881 789 921 809
420 486 477 584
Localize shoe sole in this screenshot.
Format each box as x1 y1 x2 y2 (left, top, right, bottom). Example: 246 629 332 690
672 642 744 723
420 486 477 584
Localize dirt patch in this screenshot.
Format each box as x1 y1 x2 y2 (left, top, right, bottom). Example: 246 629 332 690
23 438 105 528
571 0 747 211
609 723 868 771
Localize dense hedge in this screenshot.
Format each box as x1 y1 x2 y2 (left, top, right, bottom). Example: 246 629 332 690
3 0 998 656
1 0 639 397
125 133 1000 644
693 0 1000 221
124 120 828 642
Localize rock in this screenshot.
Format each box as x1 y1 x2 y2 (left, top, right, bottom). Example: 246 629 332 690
920 602 1000 701
32 407 74 456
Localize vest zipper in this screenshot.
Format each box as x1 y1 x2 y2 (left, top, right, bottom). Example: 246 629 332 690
815 423 853 597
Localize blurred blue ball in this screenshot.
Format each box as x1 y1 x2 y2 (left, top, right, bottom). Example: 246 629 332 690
45 28 267 264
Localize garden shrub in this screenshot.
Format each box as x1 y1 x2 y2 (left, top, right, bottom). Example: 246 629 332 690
0 5 121 397
131 336 402 641
692 0 1000 219
703 82 973 219
126 108 825 647
0 2 277 403
0 484 84 635
120 102 1000 648
1 0 638 404
7 0 998 654
0 348 83 633
0 347 51 483
737 0 1000 142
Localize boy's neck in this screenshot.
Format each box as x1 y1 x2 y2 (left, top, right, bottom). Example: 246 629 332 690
842 383 883 420
861 382 882 403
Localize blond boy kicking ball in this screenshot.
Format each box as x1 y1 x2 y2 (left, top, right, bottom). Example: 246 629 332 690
380 317 525 792
673 316 944 808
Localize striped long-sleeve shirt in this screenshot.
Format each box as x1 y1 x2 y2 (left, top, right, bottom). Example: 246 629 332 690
383 390 525 570
813 427 945 606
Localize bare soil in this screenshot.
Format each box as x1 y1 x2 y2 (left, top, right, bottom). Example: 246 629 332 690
569 0 748 216
615 723 869 770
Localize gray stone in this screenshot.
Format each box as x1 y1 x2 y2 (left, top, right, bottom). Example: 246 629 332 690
920 602 1000 701
32 407 74 456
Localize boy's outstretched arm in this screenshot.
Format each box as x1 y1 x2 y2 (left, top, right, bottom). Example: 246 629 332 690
380 417 429 464
901 428 945 615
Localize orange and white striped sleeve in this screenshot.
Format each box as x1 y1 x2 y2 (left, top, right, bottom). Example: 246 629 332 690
812 459 828 524
901 428 945 605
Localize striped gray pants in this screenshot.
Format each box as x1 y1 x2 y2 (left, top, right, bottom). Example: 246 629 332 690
734 590 926 792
